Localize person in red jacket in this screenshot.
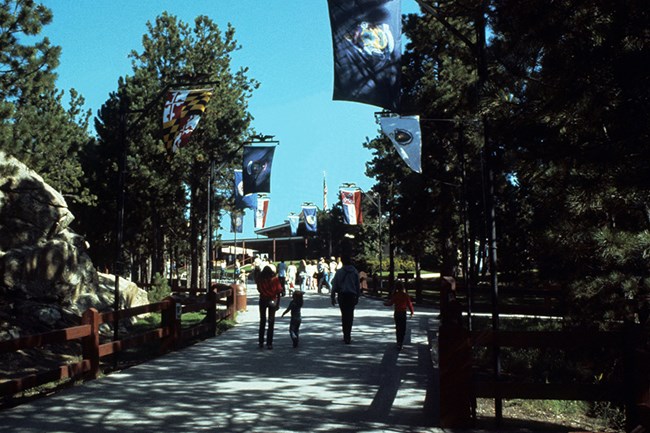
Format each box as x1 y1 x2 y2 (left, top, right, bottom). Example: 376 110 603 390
257 266 283 349
384 281 414 350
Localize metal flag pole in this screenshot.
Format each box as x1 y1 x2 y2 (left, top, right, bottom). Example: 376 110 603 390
206 158 215 291
233 218 238 284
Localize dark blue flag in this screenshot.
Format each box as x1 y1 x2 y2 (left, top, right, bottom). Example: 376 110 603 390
302 205 318 233
234 169 257 209
230 211 243 233
242 146 275 195
327 0 402 111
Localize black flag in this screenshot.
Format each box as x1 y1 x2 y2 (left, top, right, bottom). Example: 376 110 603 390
242 146 275 195
327 0 402 111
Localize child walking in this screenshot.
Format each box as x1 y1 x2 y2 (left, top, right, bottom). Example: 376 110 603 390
281 291 304 348
384 282 414 350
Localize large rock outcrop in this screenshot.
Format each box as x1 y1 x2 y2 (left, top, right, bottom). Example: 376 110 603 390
0 151 148 339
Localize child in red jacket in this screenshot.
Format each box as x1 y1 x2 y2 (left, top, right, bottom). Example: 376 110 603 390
384 281 414 350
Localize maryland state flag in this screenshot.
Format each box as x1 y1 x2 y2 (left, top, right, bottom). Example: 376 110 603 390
379 115 422 173
243 146 275 195
341 189 363 225
327 0 402 111
302 205 318 233
255 196 270 229
162 89 212 153
234 169 257 210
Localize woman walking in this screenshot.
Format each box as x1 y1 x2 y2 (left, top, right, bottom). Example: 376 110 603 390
257 266 283 349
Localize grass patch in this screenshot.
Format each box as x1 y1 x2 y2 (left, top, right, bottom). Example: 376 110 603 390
475 398 621 432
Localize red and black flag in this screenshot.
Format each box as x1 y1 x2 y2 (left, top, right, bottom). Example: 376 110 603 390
327 0 402 111
162 89 212 153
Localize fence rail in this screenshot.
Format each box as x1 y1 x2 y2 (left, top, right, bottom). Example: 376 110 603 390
0 285 239 400
436 276 650 431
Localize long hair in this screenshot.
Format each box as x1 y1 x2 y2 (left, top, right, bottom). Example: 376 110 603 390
260 265 275 281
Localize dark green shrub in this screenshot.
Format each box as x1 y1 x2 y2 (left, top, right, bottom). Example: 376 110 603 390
148 272 171 303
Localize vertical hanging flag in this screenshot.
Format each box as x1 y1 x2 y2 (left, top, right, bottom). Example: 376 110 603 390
162 89 213 153
255 196 270 229
234 169 257 209
288 214 300 236
327 0 402 111
302 205 318 233
379 115 422 173
230 211 243 233
243 146 276 195
341 189 363 225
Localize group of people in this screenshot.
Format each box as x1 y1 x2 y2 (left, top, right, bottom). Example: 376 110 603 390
296 257 341 293
255 256 414 350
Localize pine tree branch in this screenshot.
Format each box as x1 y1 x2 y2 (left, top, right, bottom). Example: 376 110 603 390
413 0 476 51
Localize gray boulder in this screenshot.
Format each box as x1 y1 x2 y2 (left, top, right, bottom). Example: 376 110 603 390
0 151 148 338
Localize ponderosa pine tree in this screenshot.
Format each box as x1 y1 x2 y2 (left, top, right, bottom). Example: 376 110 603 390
1 0 93 204
90 13 256 285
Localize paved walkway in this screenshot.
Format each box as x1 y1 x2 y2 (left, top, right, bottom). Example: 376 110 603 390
0 288 451 433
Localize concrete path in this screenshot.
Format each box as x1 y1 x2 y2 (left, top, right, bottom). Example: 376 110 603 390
0 288 450 433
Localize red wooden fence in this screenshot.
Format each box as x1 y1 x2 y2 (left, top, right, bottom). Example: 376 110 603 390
0 285 238 399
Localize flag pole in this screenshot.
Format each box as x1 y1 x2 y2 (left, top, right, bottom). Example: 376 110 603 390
207 158 215 292
233 221 237 284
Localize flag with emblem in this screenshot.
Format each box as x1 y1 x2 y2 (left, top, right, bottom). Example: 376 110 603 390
379 115 422 173
162 89 212 153
302 205 318 233
243 146 276 195
341 189 363 225
327 0 402 111
234 169 257 210
230 211 243 233
255 196 270 229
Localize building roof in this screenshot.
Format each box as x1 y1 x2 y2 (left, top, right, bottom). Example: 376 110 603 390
254 221 291 237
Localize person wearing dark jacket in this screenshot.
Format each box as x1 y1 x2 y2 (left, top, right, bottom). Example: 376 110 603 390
330 255 360 344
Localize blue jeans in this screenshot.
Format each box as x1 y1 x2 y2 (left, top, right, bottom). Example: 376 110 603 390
318 273 330 292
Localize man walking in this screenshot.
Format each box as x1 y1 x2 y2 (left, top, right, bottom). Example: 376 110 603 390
330 255 360 344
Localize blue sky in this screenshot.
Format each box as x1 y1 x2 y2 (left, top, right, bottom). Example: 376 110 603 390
41 0 420 240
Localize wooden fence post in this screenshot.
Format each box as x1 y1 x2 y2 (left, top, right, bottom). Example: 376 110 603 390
206 288 217 337
625 323 650 431
438 276 472 427
81 308 100 379
228 288 235 318
161 297 181 352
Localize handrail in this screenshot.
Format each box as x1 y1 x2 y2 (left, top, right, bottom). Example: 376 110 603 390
0 285 238 400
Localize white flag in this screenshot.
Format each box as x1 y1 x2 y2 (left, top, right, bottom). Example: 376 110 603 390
379 115 422 173
255 197 269 229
